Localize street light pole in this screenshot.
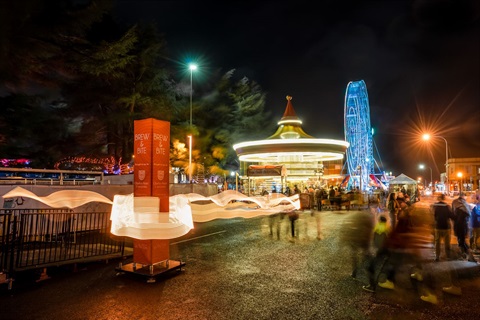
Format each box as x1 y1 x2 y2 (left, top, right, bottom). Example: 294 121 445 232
439 136 449 194
419 164 433 189
230 171 239 192
457 172 463 193
189 63 197 128
422 134 449 194
188 63 197 183
188 135 192 182
357 165 363 203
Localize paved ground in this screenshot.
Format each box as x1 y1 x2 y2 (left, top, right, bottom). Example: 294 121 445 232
1 197 479 320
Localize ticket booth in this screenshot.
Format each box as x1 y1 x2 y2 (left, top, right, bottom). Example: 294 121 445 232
246 165 287 196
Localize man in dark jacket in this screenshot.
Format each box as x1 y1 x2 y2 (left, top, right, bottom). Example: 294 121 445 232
452 193 476 262
432 193 455 261
339 210 373 280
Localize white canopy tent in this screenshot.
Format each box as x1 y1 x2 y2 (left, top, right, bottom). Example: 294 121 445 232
388 173 418 195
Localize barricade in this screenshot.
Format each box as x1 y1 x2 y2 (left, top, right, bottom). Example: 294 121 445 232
0 209 130 289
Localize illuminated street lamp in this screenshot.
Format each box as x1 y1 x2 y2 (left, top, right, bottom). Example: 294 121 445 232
189 63 197 128
230 171 239 191
419 164 433 188
422 133 449 194
457 172 463 193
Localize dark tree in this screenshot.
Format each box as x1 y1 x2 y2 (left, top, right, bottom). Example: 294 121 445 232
174 69 274 178
0 94 73 167
0 0 111 91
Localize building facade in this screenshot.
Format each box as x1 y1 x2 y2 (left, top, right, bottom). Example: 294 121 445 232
447 157 480 193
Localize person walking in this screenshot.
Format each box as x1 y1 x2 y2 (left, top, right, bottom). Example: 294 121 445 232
396 200 411 233
363 213 439 304
339 210 374 280
452 192 476 262
470 195 480 252
432 193 455 262
362 215 390 292
293 185 301 195
386 192 399 230
315 187 323 211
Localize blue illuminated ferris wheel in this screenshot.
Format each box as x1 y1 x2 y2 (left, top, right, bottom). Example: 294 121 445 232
344 80 374 191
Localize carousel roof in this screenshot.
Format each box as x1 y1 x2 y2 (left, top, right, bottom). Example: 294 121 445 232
233 96 349 163
268 96 313 139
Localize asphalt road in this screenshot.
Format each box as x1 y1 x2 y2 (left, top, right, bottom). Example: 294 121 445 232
1 197 479 320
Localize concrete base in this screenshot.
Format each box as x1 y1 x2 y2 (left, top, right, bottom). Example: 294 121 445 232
115 260 185 283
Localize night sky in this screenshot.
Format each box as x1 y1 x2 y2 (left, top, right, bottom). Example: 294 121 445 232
114 0 480 180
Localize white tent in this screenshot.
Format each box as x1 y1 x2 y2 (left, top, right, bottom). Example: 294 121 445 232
388 173 418 195
389 173 417 185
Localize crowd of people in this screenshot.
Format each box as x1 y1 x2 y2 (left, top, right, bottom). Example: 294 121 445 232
261 179 480 305
262 180 479 306
346 191 480 305
284 184 379 211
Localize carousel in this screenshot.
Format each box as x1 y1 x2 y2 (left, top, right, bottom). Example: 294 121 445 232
233 96 349 195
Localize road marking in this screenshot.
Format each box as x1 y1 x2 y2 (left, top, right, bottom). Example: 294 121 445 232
171 230 227 245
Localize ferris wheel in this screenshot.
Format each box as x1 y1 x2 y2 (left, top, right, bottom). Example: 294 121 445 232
344 80 373 191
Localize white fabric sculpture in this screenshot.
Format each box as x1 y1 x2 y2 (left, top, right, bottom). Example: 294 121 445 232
2 187 299 240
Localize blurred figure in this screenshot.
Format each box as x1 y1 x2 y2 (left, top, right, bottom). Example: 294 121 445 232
293 185 300 195
396 201 411 233
314 209 322 240
396 192 406 207
386 192 400 230
315 187 323 211
363 215 390 292
414 187 420 202
284 186 291 196
328 186 336 209
432 193 455 262
373 216 390 254
363 212 439 304
339 210 374 280
268 213 283 240
288 210 300 238
452 192 476 262
470 195 480 252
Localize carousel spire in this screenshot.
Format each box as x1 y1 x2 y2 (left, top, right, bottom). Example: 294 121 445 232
280 95 300 122
267 95 314 139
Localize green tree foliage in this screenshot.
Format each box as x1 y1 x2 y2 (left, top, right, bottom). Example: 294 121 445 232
0 0 116 164
0 1 274 177
63 22 179 162
185 69 274 177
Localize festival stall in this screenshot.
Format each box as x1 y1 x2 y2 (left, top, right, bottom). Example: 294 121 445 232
388 173 418 197
246 165 287 196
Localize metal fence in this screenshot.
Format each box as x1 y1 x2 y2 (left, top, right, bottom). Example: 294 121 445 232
0 209 130 289
0 168 104 186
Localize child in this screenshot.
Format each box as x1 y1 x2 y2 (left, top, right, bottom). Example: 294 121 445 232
363 215 391 292
373 215 389 254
